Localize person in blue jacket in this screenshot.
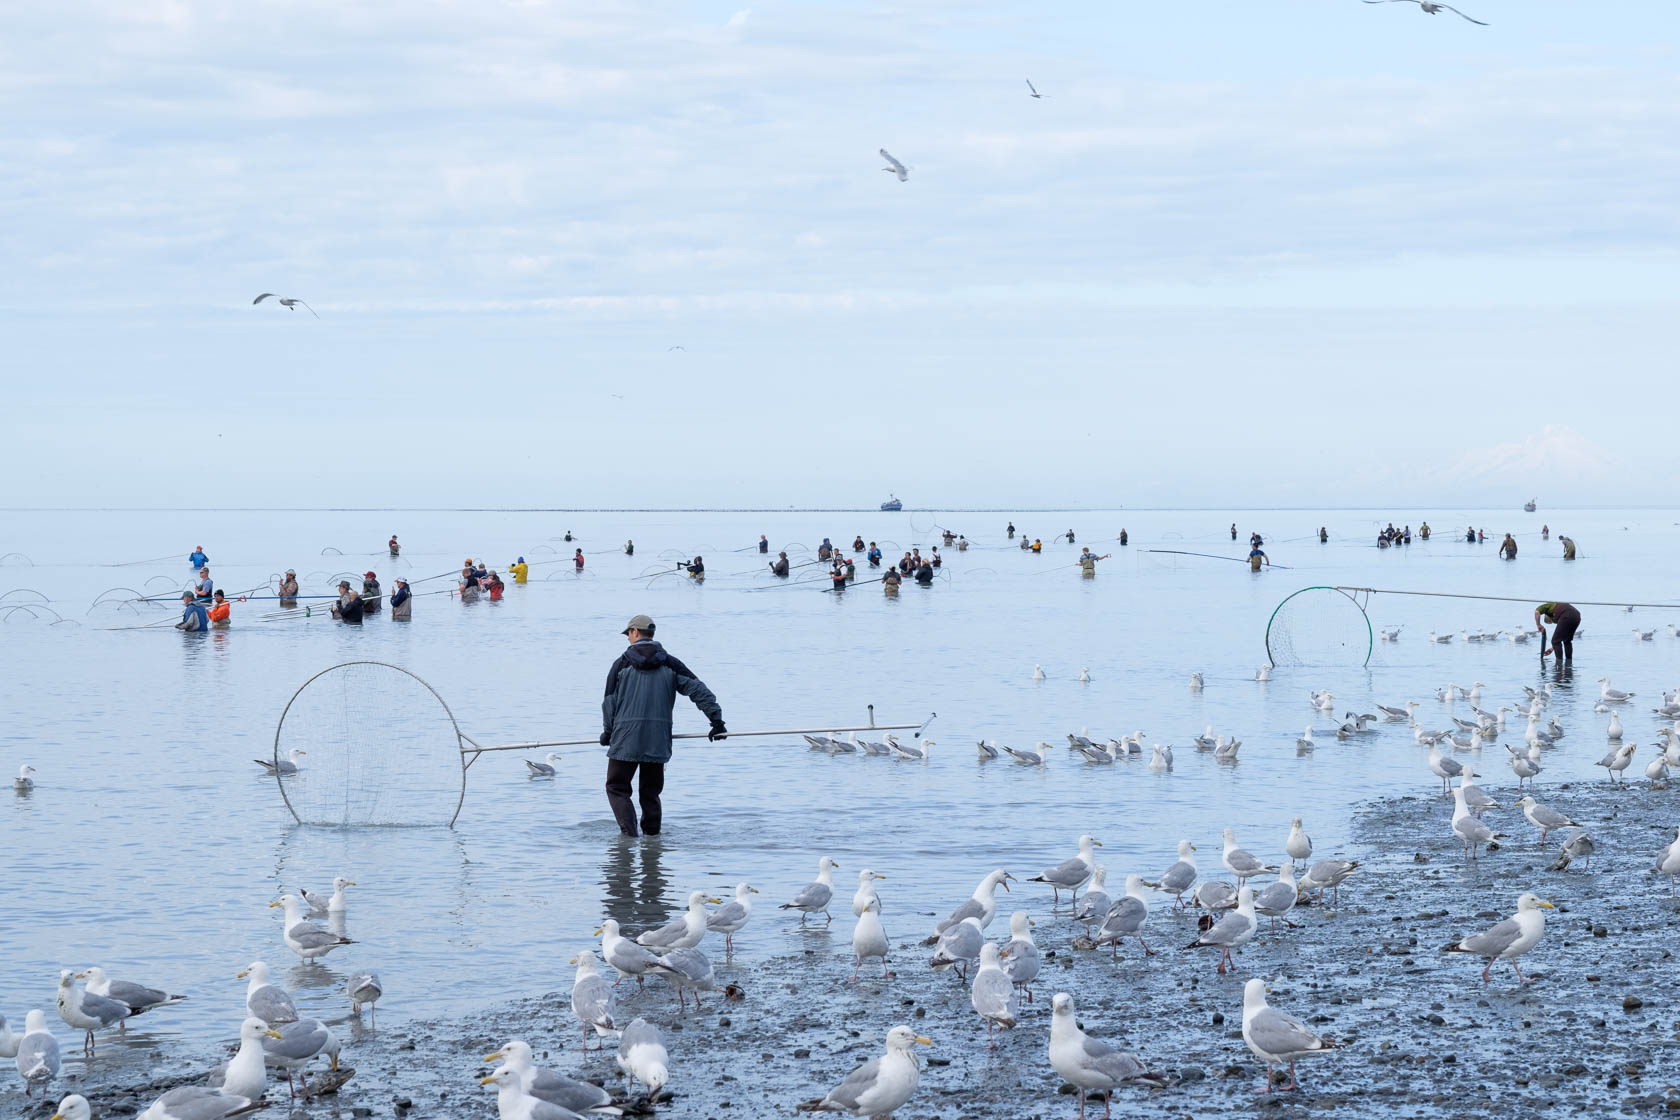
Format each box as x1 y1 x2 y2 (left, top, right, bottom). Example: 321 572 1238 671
189 546 209 571
600 614 725 837
175 592 208 632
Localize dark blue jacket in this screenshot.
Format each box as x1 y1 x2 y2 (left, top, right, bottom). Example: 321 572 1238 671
602 640 722 763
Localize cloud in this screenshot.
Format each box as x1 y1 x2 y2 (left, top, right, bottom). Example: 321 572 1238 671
728 9 750 28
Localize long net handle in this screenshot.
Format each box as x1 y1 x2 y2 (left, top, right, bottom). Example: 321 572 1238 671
460 719 935 758
1338 586 1680 610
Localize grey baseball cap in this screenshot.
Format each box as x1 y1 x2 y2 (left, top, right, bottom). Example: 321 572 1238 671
622 614 655 634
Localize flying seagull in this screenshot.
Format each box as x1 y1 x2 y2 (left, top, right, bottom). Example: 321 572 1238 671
253 293 320 317
1026 79 1043 99
1362 0 1487 24
879 149 908 182
668 345 685 351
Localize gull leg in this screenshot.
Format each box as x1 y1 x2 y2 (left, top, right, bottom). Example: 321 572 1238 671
1481 960 1493 983
1280 1060 1300 1091
1139 936 1156 957
1513 961 1531 985
824 909 833 927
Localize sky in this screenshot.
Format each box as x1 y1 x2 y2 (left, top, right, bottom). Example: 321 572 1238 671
2 0 1676 509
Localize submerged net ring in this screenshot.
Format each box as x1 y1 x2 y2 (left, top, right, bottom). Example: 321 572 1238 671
0 588 50 604
145 574 182 592
273 661 469 828
89 588 149 613
1266 586 1374 668
0 552 33 567
321 546 343 556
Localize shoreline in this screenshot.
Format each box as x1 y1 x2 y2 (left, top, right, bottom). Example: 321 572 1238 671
18 778 1680 1118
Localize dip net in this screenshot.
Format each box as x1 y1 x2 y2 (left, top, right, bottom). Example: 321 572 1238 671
272 661 468 827
1266 586 1373 668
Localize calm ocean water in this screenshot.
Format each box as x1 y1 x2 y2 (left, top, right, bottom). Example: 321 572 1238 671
3 506 1677 1098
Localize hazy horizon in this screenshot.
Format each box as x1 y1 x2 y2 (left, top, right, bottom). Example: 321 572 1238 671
4 1 1675 508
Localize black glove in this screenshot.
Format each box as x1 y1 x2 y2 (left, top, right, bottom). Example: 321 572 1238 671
708 721 728 742
599 730 611 746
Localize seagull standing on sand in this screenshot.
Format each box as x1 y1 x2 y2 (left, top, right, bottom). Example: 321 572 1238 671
1241 979 1337 1094
1444 892 1554 983
1047 993 1166 1119
1028 835 1101 909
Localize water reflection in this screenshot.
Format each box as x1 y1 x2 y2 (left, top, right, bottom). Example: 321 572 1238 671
599 835 670 928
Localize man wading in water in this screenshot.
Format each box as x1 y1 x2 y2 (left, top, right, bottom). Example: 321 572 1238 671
600 615 726 837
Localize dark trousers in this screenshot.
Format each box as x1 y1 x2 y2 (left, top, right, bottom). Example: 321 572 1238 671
1551 608 1580 661
606 760 664 836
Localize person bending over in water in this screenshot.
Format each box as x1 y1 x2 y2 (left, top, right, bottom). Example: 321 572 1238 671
1560 536 1577 560
1536 601 1580 661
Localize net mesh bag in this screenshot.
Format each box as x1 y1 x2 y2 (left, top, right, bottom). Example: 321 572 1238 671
273 661 468 827
1266 587 1373 668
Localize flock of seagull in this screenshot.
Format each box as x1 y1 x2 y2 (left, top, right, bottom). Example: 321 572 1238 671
6 878 377 1119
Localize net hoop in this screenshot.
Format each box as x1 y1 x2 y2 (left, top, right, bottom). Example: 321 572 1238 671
273 660 470 828
1266 586 1373 668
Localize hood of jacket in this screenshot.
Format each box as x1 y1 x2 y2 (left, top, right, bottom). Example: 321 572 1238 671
623 639 670 671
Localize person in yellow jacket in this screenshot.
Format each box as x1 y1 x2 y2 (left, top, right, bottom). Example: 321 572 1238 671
509 557 530 584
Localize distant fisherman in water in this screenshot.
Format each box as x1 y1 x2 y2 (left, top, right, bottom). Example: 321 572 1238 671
194 567 215 603
852 536 865 552
189 546 209 571
1031 538 1043 553
1007 521 1015 539
509 557 529 583
831 562 847 591
915 559 935 585
625 540 634 555
332 581 364 623
388 535 400 556
362 571 382 612
818 538 833 561
278 569 299 600
487 570 505 600
1499 534 1518 560
600 614 725 837
770 551 790 577
1560 536 1576 560
867 542 881 567
929 547 941 569
459 561 481 598
882 568 902 595
1118 529 1128 546
958 535 969 551
1020 536 1031 551
1231 523 1237 540
1066 529 1075 543
176 592 208 632
1536 601 1580 661
1079 548 1111 576
1319 527 1328 543
758 535 769 554
209 589 231 628
1249 544 1270 571
575 549 585 571
687 556 705 580
564 531 574 542
390 577 412 620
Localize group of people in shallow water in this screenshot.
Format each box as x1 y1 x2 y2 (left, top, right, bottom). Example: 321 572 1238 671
1376 523 1414 547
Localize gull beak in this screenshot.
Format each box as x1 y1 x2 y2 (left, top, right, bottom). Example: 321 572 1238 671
268 900 282 909
569 957 578 966
707 897 723 904
1190 844 1197 851
999 949 1009 959
484 1049 505 1062
74 971 88 979
1539 899 1556 909
267 1029 284 1040
592 927 604 937
480 1075 498 1086
1028 919 1036 927
915 1035 933 1046
347 881 358 887
750 887 760 893
1093 840 1104 847
236 970 249 979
